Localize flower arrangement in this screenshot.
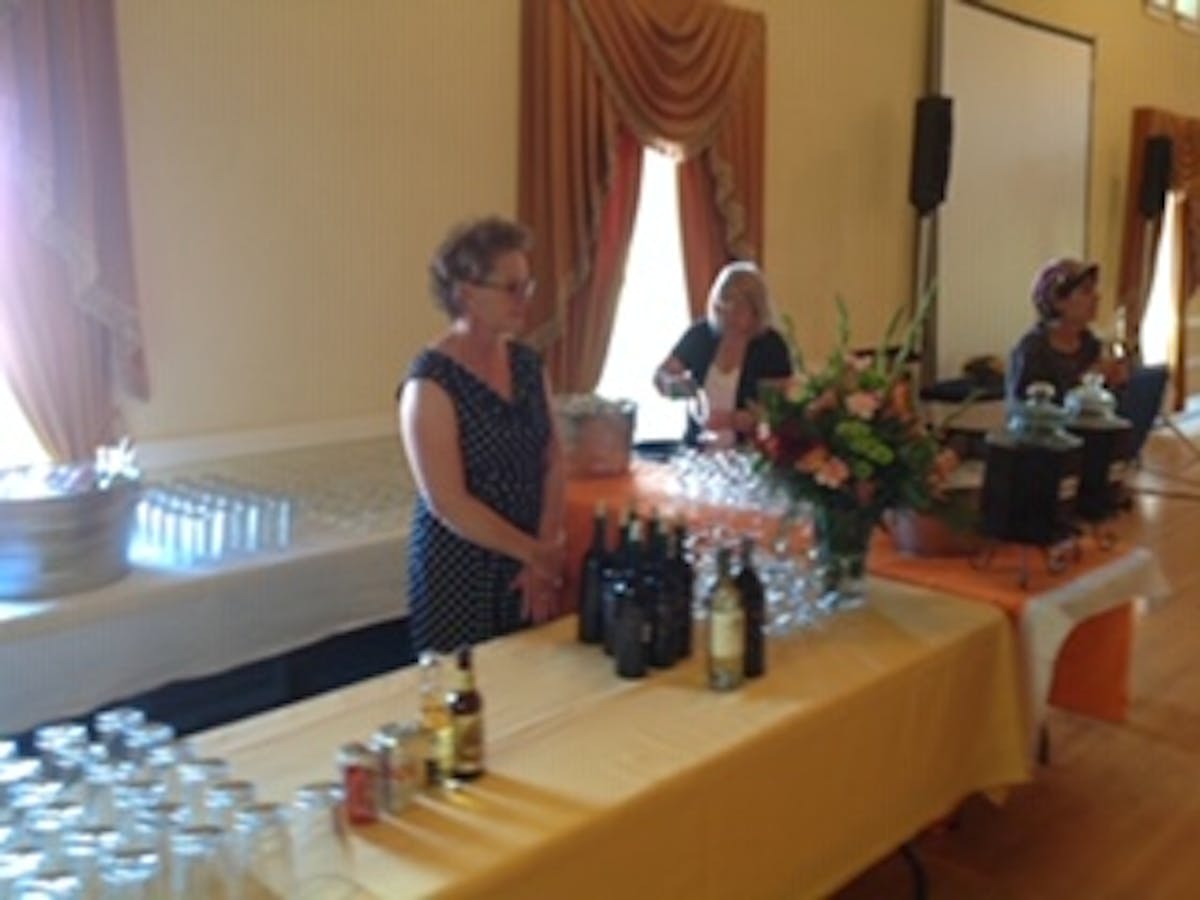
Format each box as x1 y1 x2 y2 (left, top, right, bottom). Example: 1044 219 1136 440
756 292 956 520
754 290 959 602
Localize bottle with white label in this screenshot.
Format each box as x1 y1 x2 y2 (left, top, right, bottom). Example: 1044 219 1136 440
707 548 745 692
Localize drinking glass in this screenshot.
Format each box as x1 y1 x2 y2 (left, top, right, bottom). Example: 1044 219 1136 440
92 709 147 761
121 724 175 766
0 845 44 896
12 868 83 898
177 759 230 824
111 778 165 841
233 803 295 899
61 825 121 896
204 781 256 833
169 825 233 899
0 741 16 762
98 846 161 899
292 783 358 899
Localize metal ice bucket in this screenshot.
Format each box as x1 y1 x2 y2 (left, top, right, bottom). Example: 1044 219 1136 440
0 464 140 598
554 395 636 478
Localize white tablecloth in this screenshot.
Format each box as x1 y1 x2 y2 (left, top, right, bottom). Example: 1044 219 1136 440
1019 545 1170 729
0 439 413 734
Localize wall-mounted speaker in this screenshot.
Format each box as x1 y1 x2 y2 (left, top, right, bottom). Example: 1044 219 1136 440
909 95 954 216
1138 135 1173 219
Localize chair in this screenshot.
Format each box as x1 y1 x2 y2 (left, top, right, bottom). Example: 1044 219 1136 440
1116 364 1170 461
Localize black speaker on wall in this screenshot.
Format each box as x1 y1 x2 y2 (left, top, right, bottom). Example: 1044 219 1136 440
1139 135 1173 219
909 95 954 216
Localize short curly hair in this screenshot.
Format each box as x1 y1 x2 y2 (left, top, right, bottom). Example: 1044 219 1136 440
429 217 533 317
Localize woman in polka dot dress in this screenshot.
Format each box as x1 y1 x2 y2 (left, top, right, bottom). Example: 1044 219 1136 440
398 217 566 652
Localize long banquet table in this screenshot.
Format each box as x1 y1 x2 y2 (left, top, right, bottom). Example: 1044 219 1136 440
0 439 413 735
197 579 1029 899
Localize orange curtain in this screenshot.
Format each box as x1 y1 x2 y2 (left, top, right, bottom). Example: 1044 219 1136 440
1118 107 1200 342
519 0 765 391
0 0 148 462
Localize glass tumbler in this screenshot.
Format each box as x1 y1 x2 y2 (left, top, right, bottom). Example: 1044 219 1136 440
98 846 162 900
169 825 233 899
61 825 121 896
177 759 230 824
292 783 358 898
12 867 83 898
204 781 256 832
233 803 295 899
92 709 147 761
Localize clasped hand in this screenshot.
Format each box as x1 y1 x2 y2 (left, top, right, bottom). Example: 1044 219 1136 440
512 533 566 624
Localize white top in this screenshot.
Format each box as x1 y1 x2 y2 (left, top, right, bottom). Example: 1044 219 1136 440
703 364 741 448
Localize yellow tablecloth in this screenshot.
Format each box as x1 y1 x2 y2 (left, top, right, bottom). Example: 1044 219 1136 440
197 580 1028 899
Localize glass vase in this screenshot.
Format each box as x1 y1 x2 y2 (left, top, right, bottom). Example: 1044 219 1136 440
811 504 877 612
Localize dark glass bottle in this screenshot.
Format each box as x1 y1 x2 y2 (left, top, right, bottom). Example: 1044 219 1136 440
644 516 677 668
670 519 695 659
735 537 766 678
613 521 648 679
446 645 484 781
601 509 633 656
578 502 610 644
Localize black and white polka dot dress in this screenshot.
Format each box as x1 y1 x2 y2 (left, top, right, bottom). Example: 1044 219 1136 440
403 342 550 652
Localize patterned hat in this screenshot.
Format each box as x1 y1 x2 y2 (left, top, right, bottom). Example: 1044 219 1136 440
1031 258 1099 321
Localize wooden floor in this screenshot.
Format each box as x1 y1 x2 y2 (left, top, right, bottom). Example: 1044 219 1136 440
836 417 1200 900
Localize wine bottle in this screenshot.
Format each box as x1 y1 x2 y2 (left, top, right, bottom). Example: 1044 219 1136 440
671 518 695 659
446 645 484 781
601 508 633 656
417 650 453 786
707 548 745 692
578 502 609 644
643 514 677 668
735 537 766 678
613 521 648 679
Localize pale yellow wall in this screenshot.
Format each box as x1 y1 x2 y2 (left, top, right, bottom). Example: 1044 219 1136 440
731 0 927 358
114 0 1200 445
981 0 1200 311
116 0 519 442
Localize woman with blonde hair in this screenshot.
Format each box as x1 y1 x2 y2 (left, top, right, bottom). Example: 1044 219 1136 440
654 261 793 446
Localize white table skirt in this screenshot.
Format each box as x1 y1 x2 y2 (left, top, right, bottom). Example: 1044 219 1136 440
1019 545 1170 731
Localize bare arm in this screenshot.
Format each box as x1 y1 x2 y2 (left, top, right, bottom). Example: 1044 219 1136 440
399 378 555 575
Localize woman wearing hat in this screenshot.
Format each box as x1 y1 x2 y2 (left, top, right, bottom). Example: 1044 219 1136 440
1006 258 1129 405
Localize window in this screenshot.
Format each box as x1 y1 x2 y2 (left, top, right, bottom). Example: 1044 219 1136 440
595 148 690 444
1146 0 1199 27
1140 190 1183 372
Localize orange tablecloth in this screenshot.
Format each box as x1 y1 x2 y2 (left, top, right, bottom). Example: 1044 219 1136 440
565 462 1168 726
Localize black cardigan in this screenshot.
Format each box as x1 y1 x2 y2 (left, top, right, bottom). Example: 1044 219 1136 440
669 321 793 445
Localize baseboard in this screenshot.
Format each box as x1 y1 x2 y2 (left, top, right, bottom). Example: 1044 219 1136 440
136 413 396 472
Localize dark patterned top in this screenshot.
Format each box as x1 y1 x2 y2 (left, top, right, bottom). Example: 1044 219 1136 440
402 342 551 652
1007 323 1101 404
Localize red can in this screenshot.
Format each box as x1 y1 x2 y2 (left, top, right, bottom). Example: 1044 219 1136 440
337 741 380 825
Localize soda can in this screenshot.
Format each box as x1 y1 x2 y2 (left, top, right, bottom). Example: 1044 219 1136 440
336 742 379 825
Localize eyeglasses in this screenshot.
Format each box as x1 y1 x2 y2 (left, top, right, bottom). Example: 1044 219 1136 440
466 278 537 301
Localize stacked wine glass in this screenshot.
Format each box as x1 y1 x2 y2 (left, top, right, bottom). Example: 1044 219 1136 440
666 447 823 636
